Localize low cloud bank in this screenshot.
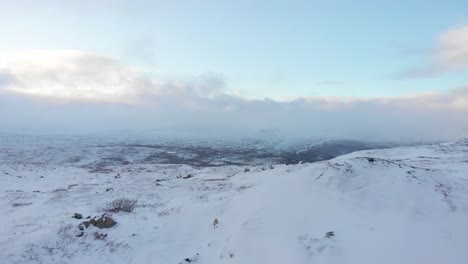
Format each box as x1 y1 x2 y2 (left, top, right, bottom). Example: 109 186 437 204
0 50 467 141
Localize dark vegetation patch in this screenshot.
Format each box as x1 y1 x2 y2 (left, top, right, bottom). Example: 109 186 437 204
105 198 138 213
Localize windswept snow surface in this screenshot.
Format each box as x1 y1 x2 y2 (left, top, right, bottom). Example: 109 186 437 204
1 140 468 263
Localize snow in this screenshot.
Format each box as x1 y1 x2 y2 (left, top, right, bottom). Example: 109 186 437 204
1 140 468 263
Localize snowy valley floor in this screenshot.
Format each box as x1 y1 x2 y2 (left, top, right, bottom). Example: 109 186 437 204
1 140 468 264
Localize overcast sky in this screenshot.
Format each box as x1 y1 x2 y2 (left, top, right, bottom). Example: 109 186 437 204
0 1 467 140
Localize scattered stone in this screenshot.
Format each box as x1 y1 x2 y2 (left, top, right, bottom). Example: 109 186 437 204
40 176 44 178
76 231 84 237
77 214 117 232
82 221 91 228
67 184 79 189
92 214 117 229
180 253 199 263
12 202 32 207
89 167 114 174
72 213 83 219
180 174 193 179
106 188 114 192
367 157 375 163
114 174 121 179
244 168 250 172
93 232 108 240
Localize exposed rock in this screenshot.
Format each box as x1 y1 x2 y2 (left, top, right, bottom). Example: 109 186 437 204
93 214 117 229
180 253 199 263
179 174 193 179
67 184 79 189
93 232 108 240
72 213 83 219
80 214 117 230
12 202 32 207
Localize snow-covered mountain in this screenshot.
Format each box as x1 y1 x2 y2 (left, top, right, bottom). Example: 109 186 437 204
1 140 467 263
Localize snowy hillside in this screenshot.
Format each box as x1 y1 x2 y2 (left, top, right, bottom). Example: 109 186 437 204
1 140 468 264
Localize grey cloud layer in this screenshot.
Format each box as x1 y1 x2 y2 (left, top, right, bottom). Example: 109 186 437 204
0 50 467 140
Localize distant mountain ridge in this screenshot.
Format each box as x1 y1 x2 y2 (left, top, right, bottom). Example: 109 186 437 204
0 133 422 169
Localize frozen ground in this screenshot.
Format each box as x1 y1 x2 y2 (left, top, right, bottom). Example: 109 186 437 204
1 140 468 263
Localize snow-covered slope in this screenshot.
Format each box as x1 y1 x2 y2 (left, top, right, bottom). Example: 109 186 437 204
1 140 468 263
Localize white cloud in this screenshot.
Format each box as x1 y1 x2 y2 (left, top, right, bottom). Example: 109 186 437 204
0 50 227 104
438 24 468 69
0 50 152 103
0 49 467 140
395 24 468 78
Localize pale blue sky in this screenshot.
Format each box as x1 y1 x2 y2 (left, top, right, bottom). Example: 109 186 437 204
1 0 467 99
